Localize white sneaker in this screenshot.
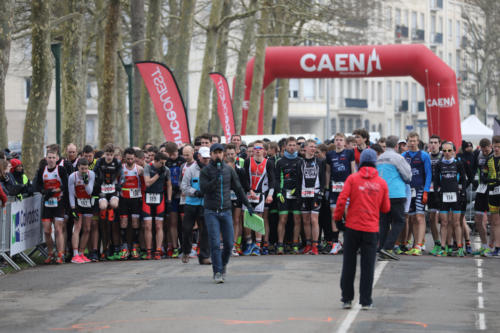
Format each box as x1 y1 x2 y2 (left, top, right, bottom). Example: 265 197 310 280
189 248 197 258
330 242 343 255
231 247 239 257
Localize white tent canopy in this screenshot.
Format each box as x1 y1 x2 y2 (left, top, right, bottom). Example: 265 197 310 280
461 115 493 144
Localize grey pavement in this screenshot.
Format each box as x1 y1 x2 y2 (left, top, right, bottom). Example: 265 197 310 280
0 241 499 333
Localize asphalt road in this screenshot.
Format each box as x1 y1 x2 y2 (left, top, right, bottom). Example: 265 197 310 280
0 237 498 333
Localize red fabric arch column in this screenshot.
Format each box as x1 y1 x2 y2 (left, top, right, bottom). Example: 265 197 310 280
241 44 461 147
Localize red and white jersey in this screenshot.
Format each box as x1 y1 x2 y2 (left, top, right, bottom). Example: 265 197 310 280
43 166 63 198
74 173 91 199
121 164 142 199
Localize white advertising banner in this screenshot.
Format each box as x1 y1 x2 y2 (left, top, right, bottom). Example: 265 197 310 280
10 196 42 255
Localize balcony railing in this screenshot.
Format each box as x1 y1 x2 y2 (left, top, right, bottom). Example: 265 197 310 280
412 29 425 41
395 25 409 39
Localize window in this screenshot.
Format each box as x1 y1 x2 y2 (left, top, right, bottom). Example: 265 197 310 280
371 81 375 101
86 118 95 144
438 16 443 33
332 118 337 134
355 79 360 99
386 80 392 104
448 19 452 40
355 118 362 130
456 21 461 47
386 6 392 28
403 9 409 26
387 119 392 135
303 79 315 100
395 118 401 137
319 79 325 99
419 13 425 30
364 119 370 131
289 79 299 98
411 11 417 31
24 77 31 101
363 80 368 100
395 81 401 105
340 118 346 133
456 53 461 72
431 15 436 38
411 83 417 113
347 118 353 133
395 8 401 25
377 82 383 107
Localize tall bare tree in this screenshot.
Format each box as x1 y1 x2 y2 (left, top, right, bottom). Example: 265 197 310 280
61 0 85 150
21 0 53 177
0 0 14 149
139 0 163 145
130 0 145 146
99 0 120 147
163 0 180 66
115 17 127 148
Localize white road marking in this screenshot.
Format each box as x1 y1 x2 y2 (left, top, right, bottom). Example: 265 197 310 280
478 296 484 309
336 261 388 333
477 282 483 294
477 268 483 278
477 259 483 267
477 313 486 330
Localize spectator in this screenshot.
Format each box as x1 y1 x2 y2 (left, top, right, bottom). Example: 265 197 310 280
9 159 34 197
0 159 24 197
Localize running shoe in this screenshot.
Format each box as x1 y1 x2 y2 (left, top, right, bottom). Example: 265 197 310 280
446 246 453 256
330 242 343 255
242 243 255 256
261 246 269 255
430 245 441 256
457 247 465 257
303 244 312 255
321 242 332 254
465 245 473 255
100 252 107 261
311 246 319 255
55 253 64 264
89 251 99 262
291 245 300 255
231 246 240 257
361 304 373 310
399 245 409 254
71 254 86 264
189 248 198 258
380 249 400 260
276 244 285 255
154 251 162 260
81 254 91 263
214 272 224 284
167 248 173 258
107 252 120 261
251 246 261 256
235 243 242 255
394 246 403 255
405 247 417 255
143 251 152 260
120 248 129 260
131 248 139 259
480 247 491 257
44 253 54 264
172 248 180 259
411 248 422 256
342 301 352 309
484 248 500 257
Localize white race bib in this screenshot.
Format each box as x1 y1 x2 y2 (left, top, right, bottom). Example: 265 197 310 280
101 183 115 194
442 192 457 203
129 188 142 198
44 197 58 208
77 198 92 208
286 189 296 199
301 188 315 198
331 182 344 193
247 193 260 203
476 184 487 194
491 186 500 196
145 193 161 204
411 188 416 198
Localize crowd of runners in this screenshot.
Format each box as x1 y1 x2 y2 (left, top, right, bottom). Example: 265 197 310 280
1 129 500 266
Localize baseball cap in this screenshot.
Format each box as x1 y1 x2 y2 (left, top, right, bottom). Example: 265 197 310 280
199 147 210 158
398 139 407 144
210 143 224 152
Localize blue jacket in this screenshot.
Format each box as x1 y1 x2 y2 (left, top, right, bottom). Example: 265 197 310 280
377 148 412 199
181 162 203 206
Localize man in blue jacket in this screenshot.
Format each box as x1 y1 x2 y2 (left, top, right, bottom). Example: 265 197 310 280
377 136 412 260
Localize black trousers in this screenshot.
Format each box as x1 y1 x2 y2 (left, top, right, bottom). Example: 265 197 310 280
379 198 406 251
182 205 210 261
340 227 378 306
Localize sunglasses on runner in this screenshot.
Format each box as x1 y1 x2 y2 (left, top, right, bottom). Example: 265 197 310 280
254 146 264 150
442 149 453 152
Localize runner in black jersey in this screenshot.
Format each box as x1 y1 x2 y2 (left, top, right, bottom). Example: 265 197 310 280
434 142 467 257
165 142 185 258
427 135 443 255
242 140 275 256
472 138 493 255
325 133 355 255
94 144 123 261
275 137 302 254
298 139 325 255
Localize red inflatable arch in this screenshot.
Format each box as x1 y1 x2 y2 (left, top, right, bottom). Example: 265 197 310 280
241 44 462 146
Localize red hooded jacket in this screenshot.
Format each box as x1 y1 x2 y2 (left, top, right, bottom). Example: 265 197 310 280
333 166 390 233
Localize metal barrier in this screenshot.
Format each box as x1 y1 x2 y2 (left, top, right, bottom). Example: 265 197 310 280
0 193 44 271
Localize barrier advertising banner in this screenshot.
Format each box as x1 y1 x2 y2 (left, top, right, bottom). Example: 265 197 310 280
10 196 42 255
136 61 191 145
209 72 236 142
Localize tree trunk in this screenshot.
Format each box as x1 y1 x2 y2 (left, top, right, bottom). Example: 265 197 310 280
209 0 232 135
231 0 257 133
61 0 85 150
130 0 145 146
172 0 196 112
21 0 53 177
164 0 179 66
115 20 127 148
99 0 120 148
139 0 162 146
246 0 270 134
262 80 276 134
194 0 224 136
275 79 289 133
95 0 105 148
0 0 13 149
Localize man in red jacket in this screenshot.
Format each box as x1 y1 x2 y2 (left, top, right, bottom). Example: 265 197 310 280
334 148 390 310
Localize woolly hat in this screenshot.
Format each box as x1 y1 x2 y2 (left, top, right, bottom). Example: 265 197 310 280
10 159 22 169
360 148 377 165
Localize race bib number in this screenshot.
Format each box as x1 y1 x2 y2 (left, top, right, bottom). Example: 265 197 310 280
491 186 500 196
286 189 296 199
145 193 161 204
230 190 237 201
331 182 344 193
442 192 457 203
44 197 58 208
129 188 142 198
411 188 416 198
301 188 315 198
77 198 92 208
101 183 115 194
247 193 260 203
476 184 487 194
